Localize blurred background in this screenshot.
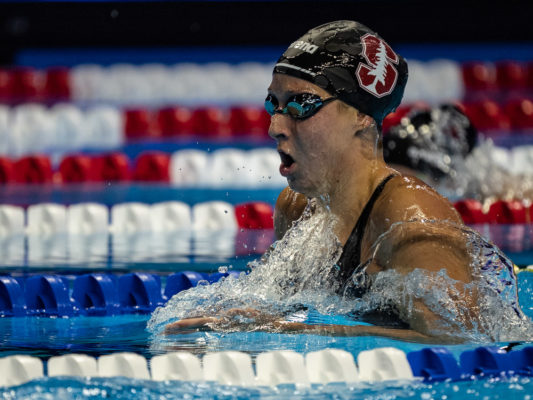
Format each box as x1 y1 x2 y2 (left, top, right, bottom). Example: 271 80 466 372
1 0 533 271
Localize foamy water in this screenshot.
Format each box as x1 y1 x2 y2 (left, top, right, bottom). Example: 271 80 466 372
148 198 533 342
437 138 533 201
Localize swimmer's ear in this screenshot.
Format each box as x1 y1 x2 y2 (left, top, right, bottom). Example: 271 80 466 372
358 113 375 129
354 112 378 139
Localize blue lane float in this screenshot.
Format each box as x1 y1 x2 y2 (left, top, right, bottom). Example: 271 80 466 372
72 274 120 316
164 271 206 300
25 275 74 317
163 270 241 300
0 276 26 316
460 346 514 376
511 347 533 376
118 273 164 314
0 271 237 316
407 347 461 381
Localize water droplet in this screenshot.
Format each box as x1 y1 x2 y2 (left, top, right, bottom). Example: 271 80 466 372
218 266 228 273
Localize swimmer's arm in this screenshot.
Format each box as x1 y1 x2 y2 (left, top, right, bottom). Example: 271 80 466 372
364 179 477 339
274 186 308 239
164 315 447 343
369 227 478 339
273 322 444 344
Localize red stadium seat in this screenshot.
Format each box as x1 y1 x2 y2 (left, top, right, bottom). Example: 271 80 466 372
229 106 270 137
463 100 511 132
462 62 497 91
235 202 274 229
527 62 533 89
58 154 97 183
191 107 232 137
157 106 196 136
11 67 44 102
44 67 71 100
0 157 15 183
0 69 13 102
495 61 527 91
454 199 488 225
503 98 533 130
124 108 161 139
93 152 131 182
488 200 528 224
133 151 170 182
14 155 53 183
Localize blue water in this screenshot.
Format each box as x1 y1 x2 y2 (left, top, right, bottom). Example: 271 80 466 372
0 273 531 398
2 375 533 400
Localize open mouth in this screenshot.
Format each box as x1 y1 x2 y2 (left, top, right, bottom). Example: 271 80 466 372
279 151 295 168
278 150 295 178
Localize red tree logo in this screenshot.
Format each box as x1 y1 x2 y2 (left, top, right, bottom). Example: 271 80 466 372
356 34 399 98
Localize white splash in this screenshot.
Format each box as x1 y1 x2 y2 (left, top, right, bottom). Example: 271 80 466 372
148 199 350 333
148 200 533 342
439 138 533 201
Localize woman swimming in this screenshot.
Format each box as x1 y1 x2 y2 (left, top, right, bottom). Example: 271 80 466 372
163 20 527 342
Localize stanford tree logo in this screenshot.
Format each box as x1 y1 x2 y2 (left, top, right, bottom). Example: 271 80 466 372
356 33 399 98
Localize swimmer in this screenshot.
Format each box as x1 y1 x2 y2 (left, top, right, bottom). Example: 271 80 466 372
383 104 478 187
165 21 522 342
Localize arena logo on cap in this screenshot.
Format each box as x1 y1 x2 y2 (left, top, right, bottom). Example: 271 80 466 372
289 40 319 55
356 33 399 98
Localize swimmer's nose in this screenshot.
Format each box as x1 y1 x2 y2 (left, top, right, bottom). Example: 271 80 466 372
268 114 291 141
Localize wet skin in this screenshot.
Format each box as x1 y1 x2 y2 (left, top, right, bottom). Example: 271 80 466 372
166 74 482 342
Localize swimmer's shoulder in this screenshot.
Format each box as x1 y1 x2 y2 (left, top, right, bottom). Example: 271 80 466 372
366 175 472 281
372 174 463 231
274 186 308 239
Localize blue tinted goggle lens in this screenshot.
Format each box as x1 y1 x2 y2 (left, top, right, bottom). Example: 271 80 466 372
264 93 335 120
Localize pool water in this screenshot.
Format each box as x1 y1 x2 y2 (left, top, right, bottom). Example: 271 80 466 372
2 374 533 399
0 273 531 359
1 200 532 399
0 273 531 398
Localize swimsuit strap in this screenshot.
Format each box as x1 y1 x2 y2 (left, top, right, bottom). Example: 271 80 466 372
338 173 398 288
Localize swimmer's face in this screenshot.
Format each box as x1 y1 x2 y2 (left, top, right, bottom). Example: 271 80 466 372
267 74 368 196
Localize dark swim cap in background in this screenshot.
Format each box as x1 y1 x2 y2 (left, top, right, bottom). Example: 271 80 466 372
274 20 408 127
383 104 478 180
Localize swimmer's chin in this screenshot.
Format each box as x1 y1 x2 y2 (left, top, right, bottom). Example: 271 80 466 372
287 176 325 198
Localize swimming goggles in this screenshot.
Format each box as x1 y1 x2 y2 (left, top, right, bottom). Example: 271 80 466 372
264 93 337 120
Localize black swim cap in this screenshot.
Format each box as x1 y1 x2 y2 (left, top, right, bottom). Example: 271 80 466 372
274 20 408 128
383 104 478 179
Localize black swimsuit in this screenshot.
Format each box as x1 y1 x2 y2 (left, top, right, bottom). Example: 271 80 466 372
336 173 408 327
337 173 397 291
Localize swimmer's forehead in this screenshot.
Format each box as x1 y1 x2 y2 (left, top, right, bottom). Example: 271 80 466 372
267 74 330 99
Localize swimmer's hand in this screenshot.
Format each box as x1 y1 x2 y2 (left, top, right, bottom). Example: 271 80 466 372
163 308 278 335
164 316 218 334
